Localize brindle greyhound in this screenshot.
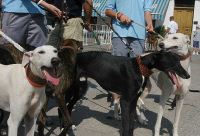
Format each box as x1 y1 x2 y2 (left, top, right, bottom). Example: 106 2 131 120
37 39 80 136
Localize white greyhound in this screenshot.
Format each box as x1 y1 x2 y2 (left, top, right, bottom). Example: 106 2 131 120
0 45 60 136
139 33 192 136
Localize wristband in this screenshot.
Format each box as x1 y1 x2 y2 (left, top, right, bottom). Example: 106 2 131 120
37 0 43 5
116 12 123 22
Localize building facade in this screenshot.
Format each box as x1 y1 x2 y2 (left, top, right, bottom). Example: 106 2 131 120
155 0 200 36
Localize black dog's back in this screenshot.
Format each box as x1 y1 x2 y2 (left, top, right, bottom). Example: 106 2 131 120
76 51 142 95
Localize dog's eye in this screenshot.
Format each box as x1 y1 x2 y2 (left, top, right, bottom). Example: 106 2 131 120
54 50 58 53
173 37 178 40
38 50 45 54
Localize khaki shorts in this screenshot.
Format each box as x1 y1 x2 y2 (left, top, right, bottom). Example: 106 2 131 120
48 17 84 47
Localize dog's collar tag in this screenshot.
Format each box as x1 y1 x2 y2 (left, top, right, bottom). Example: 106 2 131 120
136 56 153 77
25 64 47 88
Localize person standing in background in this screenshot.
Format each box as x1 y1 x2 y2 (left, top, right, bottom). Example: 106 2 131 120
193 25 200 55
1 0 62 50
166 16 178 34
47 0 93 51
105 0 153 58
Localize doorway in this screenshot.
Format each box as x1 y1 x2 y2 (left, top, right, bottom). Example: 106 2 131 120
174 7 194 35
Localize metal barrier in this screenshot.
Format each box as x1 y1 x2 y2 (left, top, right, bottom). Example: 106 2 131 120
83 24 112 46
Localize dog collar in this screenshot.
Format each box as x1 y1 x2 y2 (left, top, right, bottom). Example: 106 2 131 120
136 56 153 77
179 51 191 61
25 64 47 88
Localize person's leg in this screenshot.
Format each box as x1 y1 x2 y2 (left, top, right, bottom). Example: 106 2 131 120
1 13 29 46
128 38 145 58
26 14 48 49
193 41 198 55
112 37 129 57
197 41 199 55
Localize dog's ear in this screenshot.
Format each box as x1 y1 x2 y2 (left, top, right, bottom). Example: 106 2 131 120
22 51 33 66
141 53 156 69
185 35 191 44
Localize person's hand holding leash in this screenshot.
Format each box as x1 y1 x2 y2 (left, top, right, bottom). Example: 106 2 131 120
146 24 154 32
33 0 62 18
45 4 62 18
116 12 132 25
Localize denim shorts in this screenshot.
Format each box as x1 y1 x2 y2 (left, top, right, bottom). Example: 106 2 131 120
193 41 199 48
111 37 145 58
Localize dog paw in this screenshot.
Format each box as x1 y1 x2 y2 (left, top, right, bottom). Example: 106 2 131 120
114 115 121 121
0 129 7 136
137 113 148 126
71 125 77 131
154 132 160 136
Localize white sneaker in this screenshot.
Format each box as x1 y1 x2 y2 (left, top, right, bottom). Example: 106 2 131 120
193 52 196 55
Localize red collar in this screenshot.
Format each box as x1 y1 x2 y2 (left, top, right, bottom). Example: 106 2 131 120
136 56 153 77
179 51 191 61
25 64 47 88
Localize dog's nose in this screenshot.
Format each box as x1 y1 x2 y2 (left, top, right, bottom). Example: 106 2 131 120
51 57 60 67
159 42 165 48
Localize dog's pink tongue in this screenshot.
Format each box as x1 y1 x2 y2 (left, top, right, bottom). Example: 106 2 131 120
43 71 60 86
168 72 181 89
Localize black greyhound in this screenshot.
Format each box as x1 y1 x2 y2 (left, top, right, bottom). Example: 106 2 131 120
64 50 190 136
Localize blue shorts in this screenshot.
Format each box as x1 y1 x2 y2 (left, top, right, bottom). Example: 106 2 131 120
193 41 199 48
112 37 145 58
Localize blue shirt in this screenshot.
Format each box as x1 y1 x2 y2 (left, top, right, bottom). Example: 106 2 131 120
2 0 45 14
105 0 152 40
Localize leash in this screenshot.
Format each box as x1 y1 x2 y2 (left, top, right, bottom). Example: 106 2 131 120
83 96 111 111
0 30 26 52
130 20 164 40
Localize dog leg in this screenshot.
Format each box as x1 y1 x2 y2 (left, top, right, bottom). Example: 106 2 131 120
120 99 132 136
112 93 121 120
24 114 37 136
26 93 46 136
7 101 29 136
154 87 172 136
136 80 152 125
67 78 88 115
0 109 4 125
38 97 49 136
129 97 138 136
7 112 24 136
173 95 184 136
56 94 74 136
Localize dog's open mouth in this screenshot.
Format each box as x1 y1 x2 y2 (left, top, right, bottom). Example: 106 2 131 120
41 66 61 86
167 71 181 89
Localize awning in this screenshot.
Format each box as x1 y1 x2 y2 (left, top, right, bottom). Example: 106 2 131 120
92 0 107 16
151 0 170 21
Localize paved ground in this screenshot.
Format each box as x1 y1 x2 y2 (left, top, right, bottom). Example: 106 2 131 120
1 47 200 136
